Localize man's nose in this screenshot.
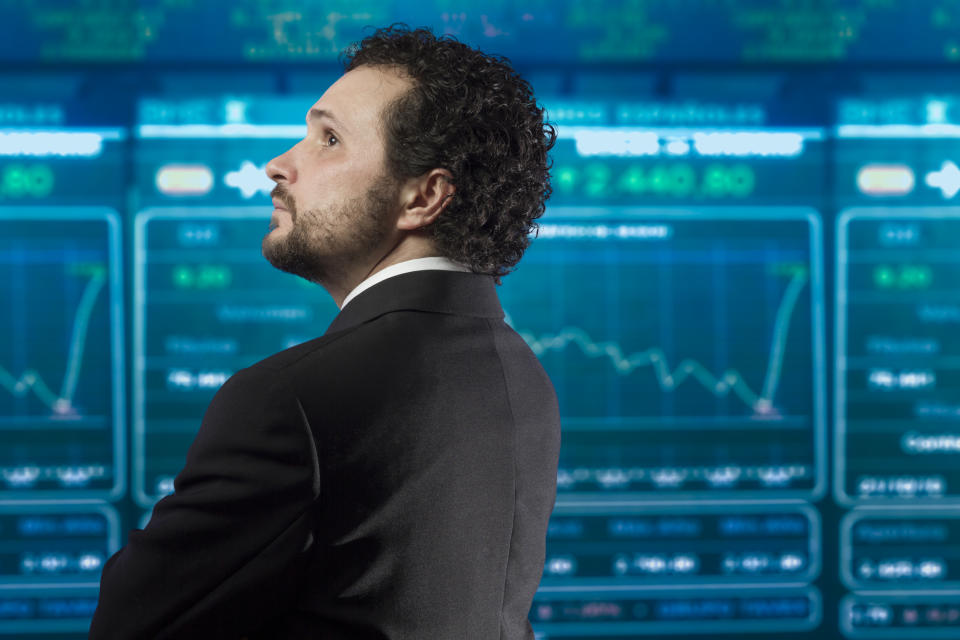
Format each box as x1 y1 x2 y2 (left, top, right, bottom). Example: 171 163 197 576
265 149 296 184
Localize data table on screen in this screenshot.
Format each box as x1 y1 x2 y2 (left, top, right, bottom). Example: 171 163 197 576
0 585 99 636
0 504 118 586
548 124 824 208
841 594 960 639
837 209 960 504
531 585 821 637
133 208 339 507
4 2 960 64
841 508 960 592
499 207 825 500
542 503 819 587
0 209 123 499
0 126 125 209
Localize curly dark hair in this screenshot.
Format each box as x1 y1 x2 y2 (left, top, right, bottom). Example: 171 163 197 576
342 25 556 282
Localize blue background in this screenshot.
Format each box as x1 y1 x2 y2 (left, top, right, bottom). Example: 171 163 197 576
2 1 960 638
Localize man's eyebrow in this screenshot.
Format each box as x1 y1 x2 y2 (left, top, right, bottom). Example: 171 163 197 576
306 108 349 133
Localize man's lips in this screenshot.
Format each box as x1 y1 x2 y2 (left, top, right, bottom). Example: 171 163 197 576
269 201 291 231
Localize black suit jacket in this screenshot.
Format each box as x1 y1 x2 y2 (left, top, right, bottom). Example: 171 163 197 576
91 270 561 639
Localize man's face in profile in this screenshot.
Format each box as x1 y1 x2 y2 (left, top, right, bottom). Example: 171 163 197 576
262 66 411 284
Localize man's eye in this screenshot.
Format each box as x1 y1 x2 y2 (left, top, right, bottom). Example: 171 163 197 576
326 133 339 146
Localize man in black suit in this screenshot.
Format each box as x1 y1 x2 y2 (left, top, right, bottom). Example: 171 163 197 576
91 25 560 639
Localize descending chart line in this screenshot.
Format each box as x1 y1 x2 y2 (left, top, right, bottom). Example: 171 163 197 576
509 269 808 414
0 268 106 415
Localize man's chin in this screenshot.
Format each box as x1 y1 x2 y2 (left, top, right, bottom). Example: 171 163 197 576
262 233 293 271
262 235 325 283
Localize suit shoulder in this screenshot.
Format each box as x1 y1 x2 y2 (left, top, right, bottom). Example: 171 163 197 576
244 331 353 373
210 335 341 402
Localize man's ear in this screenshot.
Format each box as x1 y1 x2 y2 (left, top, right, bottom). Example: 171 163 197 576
396 168 455 231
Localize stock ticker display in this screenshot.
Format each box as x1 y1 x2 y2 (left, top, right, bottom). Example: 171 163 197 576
499 211 824 499
134 209 338 506
490 98 830 637
131 96 343 506
0 211 123 498
829 97 960 640
0 0 959 63
2 9 960 638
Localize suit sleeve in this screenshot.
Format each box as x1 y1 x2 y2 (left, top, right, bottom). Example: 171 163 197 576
90 365 321 639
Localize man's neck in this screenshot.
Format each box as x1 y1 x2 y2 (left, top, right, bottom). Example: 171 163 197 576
324 233 439 307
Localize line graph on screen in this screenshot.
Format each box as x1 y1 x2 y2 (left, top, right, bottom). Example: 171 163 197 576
509 268 807 417
0 266 107 419
496 213 822 495
0 212 119 495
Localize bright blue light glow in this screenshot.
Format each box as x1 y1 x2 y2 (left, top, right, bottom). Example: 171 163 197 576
693 132 805 157
0 131 104 157
925 160 960 199
223 160 273 198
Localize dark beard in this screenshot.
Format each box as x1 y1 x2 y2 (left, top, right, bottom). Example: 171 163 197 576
263 175 398 284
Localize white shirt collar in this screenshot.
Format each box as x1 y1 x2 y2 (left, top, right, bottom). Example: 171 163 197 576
340 257 471 309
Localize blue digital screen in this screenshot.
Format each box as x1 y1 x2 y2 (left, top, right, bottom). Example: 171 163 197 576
837 210 960 503
0 210 123 498
842 510 960 590
840 594 960 639
0 506 117 584
542 504 819 586
0 0 958 63
0 587 98 636
531 587 821 636
499 210 825 499
133 209 337 506
3 3 960 640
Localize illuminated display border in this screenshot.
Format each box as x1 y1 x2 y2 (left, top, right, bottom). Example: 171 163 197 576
132 207 271 508
840 593 960 639
0 584 99 634
542 206 827 502
532 585 822 636
0 207 125 501
835 207 960 506
0 502 120 587
133 206 827 505
840 507 960 593
544 501 821 587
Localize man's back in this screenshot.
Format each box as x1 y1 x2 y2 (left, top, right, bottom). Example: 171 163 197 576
90 271 560 639
92 23 560 638
262 270 560 638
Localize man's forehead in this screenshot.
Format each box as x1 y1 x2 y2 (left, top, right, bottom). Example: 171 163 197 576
309 66 410 130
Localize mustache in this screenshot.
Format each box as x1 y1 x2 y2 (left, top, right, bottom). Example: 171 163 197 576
270 185 296 214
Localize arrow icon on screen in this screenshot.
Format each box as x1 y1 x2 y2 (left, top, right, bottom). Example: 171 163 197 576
224 160 273 198
925 161 960 199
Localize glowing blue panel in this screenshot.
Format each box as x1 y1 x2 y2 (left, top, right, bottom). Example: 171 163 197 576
133 208 339 507
836 208 960 504
548 125 824 208
542 503 820 587
0 585 97 635
0 504 118 586
835 98 960 209
1 2 958 63
0 208 123 498
499 207 826 500
841 594 960 639
531 586 821 636
841 509 960 592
